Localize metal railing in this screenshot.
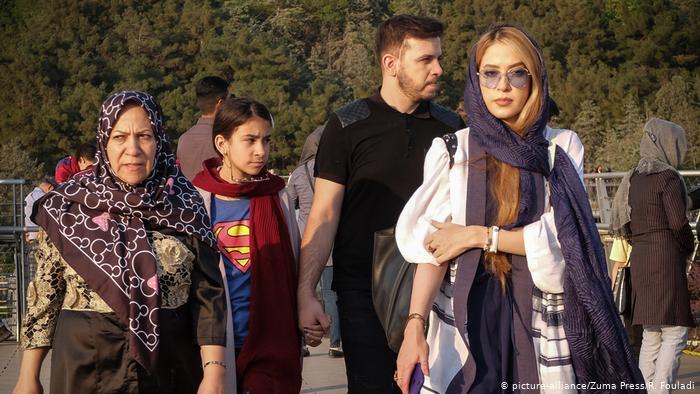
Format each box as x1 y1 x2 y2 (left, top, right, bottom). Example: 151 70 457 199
0 179 32 340
584 172 700 275
584 170 700 230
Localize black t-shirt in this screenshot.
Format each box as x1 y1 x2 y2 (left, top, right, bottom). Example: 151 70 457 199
315 94 464 291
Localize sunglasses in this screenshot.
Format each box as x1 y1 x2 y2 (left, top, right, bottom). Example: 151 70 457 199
477 67 531 89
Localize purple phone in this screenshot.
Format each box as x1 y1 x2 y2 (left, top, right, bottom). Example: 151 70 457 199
409 363 424 394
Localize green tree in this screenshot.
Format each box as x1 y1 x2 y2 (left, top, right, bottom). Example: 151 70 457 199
652 74 700 168
0 138 45 225
573 100 605 167
389 0 443 16
2 0 700 175
599 95 644 171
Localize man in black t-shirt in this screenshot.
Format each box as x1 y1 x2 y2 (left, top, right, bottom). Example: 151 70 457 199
297 15 463 393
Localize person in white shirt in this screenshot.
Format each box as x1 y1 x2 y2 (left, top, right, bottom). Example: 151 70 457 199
394 23 642 393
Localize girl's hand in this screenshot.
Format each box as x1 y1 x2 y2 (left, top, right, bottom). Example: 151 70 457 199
197 365 225 394
395 318 430 394
302 322 327 347
425 221 486 264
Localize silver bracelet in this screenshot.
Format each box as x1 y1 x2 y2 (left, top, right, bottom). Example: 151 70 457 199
483 227 492 251
203 360 227 369
489 226 500 254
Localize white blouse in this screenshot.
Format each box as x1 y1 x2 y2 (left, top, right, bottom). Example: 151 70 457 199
396 126 584 293
394 126 584 393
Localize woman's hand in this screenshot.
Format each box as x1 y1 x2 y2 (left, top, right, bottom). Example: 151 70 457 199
14 348 48 394
425 221 486 264
12 376 43 394
197 365 225 394
610 261 626 288
395 319 430 394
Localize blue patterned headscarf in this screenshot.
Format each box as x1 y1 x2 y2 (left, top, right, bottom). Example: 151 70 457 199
33 91 216 373
462 24 644 391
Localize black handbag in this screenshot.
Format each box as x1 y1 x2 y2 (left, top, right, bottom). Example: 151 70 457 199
613 264 631 316
371 133 457 353
371 227 415 353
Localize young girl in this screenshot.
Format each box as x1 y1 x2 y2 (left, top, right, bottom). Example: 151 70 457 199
394 24 643 393
192 97 302 393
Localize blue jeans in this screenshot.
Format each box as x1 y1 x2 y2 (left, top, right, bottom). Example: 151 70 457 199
320 267 341 347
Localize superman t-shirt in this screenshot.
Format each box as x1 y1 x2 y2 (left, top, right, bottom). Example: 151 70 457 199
211 197 252 349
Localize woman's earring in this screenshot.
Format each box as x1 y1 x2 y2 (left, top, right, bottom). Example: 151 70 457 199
223 151 235 182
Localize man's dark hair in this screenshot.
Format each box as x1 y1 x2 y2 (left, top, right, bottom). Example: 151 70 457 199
375 15 444 63
75 143 96 162
196 76 230 114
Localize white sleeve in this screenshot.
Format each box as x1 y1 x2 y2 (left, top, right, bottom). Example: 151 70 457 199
24 193 36 227
396 137 452 265
523 129 585 293
523 210 565 293
566 131 585 185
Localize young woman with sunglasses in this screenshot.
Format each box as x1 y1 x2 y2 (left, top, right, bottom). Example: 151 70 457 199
394 24 643 393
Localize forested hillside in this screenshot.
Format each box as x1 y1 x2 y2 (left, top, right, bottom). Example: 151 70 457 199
1 0 699 176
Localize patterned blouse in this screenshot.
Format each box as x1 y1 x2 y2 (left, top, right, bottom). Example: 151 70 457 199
22 230 200 349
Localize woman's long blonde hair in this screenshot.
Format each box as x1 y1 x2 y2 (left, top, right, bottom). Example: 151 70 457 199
474 26 544 289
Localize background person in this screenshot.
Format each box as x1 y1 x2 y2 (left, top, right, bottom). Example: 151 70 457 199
610 237 644 358
612 118 694 393
53 143 96 183
23 176 57 241
14 91 227 394
178 76 230 180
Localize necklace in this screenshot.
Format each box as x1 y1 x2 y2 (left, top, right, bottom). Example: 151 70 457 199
217 166 269 184
228 174 269 184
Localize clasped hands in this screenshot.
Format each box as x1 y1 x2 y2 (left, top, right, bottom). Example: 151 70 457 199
297 292 330 347
424 220 486 264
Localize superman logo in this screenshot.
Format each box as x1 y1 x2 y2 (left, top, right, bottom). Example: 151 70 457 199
213 220 252 273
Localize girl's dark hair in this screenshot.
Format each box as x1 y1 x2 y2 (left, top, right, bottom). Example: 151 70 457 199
212 97 273 156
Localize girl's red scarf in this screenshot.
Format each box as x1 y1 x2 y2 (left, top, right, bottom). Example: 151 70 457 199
193 158 301 393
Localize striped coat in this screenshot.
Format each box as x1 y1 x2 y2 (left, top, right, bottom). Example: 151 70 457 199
629 169 695 327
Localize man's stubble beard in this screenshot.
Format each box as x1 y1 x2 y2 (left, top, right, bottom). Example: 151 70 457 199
397 66 439 102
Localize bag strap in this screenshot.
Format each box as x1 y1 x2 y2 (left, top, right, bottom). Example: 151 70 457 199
623 239 631 267
441 133 457 169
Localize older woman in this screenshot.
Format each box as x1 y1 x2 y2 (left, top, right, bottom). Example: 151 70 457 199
612 118 694 393
14 91 228 394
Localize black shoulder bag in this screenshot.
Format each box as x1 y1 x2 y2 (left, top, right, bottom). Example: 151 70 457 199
372 133 457 353
612 240 632 316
